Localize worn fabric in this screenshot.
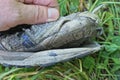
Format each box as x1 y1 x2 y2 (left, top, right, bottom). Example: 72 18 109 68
0 12 102 67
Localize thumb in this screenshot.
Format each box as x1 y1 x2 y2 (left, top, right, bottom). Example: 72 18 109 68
18 4 59 24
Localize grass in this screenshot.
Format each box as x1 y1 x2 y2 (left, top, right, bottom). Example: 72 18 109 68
0 0 120 80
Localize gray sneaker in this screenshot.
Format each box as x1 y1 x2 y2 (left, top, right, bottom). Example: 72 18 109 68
0 12 102 67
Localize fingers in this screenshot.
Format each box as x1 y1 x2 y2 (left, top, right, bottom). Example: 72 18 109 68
18 0 59 24
0 0 59 31
18 0 58 7
18 3 59 24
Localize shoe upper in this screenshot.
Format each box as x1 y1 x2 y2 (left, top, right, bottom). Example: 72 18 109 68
0 12 102 52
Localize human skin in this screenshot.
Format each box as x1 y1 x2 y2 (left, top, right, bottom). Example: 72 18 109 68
0 0 59 31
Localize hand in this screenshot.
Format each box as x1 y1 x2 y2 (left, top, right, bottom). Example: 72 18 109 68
0 0 59 31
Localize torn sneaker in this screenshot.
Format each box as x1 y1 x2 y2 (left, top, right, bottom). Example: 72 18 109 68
0 12 102 67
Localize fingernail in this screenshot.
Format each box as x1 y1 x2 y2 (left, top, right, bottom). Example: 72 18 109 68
47 8 59 22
